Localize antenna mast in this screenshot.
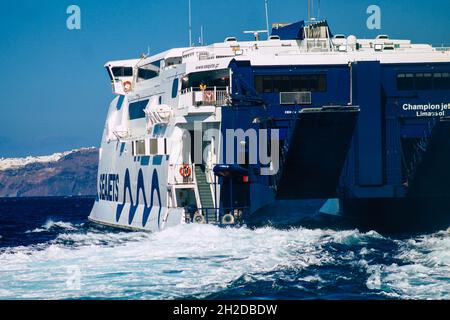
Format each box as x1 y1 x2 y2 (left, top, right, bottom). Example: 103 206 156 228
188 0 193 46
200 26 204 46
318 0 320 19
264 0 270 39
308 0 311 22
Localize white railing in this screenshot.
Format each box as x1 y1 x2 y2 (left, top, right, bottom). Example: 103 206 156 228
433 44 450 52
180 87 231 107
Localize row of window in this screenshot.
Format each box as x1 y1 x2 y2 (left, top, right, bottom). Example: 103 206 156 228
254 74 327 94
111 67 133 77
132 139 167 156
397 72 450 91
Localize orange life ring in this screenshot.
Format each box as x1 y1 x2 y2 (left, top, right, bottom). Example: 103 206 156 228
203 91 214 103
179 164 192 178
123 81 132 92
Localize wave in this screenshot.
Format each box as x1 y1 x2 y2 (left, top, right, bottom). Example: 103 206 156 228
25 220 78 234
370 230 450 299
0 224 448 300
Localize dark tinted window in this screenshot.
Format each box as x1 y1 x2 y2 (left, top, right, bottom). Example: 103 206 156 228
172 78 179 98
112 67 133 77
137 60 161 81
434 73 450 90
397 73 415 91
262 76 273 93
254 76 264 92
138 68 158 80
129 100 149 120
181 69 230 90
415 73 433 90
254 74 327 93
397 72 450 91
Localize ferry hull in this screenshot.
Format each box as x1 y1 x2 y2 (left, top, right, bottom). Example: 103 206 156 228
341 196 450 234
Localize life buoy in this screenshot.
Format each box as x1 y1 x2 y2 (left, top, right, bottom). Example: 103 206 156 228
179 164 192 178
221 213 235 225
193 212 205 224
123 81 132 92
203 91 215 103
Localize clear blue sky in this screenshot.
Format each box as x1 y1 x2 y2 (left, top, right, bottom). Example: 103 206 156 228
0 0 449 157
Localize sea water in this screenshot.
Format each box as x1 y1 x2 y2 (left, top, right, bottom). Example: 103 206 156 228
0 197 448 300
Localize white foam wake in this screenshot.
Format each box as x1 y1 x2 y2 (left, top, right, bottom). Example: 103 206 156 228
369 230 450 299
0 225 448 299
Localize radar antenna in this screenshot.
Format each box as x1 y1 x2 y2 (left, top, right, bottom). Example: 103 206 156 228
244 30 269 41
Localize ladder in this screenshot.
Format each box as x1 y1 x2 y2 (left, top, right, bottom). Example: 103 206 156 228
194 165 216 223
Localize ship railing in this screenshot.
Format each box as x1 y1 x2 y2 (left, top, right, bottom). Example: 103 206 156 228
168 164 195 185
179 86 231 107
194 206 249 224
433 44 450 52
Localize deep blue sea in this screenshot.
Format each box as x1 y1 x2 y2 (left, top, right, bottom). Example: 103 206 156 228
0 197 449 300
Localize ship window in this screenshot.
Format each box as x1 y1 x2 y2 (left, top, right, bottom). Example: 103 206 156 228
172 78 179 98
135 140 146 156
255 76 264 92
148 138 167 155
132 138 167 156
397 73 414 91
316 75 327 91
128 99 149 120
137 60 161 81
415 73 433 90
181 69 230 90
132 140 146 156
112 67 133 77
398 72 450 91
273 76 291 92
254 74 327 93
138 68 158 80
149 139 158 155
262 76 273 93
434 73 450 90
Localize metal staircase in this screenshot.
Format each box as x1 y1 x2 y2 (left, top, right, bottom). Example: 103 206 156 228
194 165 216 223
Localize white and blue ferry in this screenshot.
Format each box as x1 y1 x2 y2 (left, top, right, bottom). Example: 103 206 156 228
89 14 450 232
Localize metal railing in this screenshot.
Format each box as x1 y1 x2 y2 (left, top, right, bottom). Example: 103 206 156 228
188 207 249 225
180 86 231 107
433 44 450 52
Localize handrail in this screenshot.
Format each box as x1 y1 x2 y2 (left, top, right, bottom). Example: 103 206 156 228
180 86 231 107
432 44 450 52
196 206 249 224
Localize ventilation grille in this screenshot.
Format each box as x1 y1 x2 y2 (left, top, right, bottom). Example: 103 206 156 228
280 92 312 105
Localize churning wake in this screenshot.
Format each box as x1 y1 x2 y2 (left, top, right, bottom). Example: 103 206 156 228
0 221 449 300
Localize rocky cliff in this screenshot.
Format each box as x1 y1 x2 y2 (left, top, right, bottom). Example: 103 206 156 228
0 148 98 197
